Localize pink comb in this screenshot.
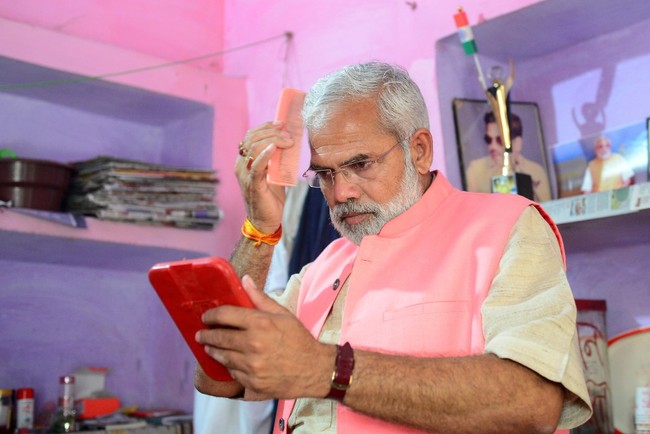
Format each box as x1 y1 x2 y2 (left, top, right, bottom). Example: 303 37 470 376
267 88 306 186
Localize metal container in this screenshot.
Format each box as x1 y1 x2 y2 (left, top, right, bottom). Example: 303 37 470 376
0 158 73 211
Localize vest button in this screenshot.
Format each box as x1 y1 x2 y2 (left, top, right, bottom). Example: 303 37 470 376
332 278 340 290
279 417 285 431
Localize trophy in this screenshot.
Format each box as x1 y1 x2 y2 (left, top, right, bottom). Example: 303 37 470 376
485 64 533 200
454 8 534 200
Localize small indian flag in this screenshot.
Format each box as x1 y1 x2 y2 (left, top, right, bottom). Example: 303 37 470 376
453 7 477 55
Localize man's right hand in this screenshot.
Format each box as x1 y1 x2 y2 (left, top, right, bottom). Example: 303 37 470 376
195 275 334 401
235 121 296 233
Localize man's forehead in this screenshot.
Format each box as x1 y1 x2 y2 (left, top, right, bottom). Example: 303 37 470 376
307 130 396 166
308 138 370 164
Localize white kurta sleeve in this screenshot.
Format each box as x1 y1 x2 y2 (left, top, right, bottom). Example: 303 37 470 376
482 206 592 428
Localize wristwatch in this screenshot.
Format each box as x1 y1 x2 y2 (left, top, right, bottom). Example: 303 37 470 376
326 342 355 402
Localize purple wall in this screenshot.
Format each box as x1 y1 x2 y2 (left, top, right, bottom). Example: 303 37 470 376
560 211 650 338
0 261 196 412
0 56 214 167
0 234 208 413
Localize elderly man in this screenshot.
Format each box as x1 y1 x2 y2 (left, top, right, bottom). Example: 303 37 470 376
195 62 591 433
581 135 635 194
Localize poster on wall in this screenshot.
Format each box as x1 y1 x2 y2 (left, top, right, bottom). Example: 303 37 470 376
452 98 553 202
550 121 649 199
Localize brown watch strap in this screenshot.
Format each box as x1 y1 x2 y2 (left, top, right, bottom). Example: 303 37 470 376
326 342 355 402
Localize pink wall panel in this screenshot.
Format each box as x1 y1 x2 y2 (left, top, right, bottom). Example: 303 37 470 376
0 0 225 72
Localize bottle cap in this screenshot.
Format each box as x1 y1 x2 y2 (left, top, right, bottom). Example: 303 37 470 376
16 388 33 399
59 375 75 384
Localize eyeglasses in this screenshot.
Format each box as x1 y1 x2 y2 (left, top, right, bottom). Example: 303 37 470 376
484 134 502 146
302 141 404 189
484 133 521 145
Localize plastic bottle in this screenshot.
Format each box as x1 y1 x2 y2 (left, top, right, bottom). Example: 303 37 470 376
14 388 34 432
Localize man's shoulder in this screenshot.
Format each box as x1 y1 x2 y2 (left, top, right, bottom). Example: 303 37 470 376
453 191 537 229
519 155 546 172
452 186 533 206
466 155 491 170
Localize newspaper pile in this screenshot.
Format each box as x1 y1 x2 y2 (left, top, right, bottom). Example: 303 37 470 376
65 156 222 230
540 182 650 224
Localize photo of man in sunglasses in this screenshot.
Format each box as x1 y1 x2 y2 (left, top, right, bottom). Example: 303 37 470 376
465 111 552 202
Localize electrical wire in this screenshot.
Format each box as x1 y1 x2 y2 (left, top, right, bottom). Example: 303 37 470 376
0 31 292 91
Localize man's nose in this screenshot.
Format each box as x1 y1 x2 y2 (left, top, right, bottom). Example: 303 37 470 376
331 171 360 203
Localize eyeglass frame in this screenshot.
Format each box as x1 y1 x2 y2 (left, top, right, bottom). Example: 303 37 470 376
301 138 407 189
483 131 522 146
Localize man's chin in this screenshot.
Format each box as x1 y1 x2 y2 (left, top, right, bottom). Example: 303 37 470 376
490 155 503 163
334 222 373 246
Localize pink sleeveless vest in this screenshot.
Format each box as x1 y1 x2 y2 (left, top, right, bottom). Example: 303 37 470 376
273 173 565 433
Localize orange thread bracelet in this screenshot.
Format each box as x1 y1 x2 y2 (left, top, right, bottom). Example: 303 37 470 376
241 217 282 247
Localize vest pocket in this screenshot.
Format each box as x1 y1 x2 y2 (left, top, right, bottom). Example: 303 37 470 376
382 300 469 320
379 300 472 355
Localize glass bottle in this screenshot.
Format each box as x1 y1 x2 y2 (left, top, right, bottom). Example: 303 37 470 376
50 376 76 433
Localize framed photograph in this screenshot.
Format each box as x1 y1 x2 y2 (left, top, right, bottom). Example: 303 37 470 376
647 117 650 180
452 98 552 202
550 121 648 198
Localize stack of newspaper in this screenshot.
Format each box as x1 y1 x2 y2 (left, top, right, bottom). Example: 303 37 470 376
65 156 222 230
540 182 650 224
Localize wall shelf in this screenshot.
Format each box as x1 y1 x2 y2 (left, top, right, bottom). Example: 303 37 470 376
0 39 237 412
1 209 218 270
541 182 650 225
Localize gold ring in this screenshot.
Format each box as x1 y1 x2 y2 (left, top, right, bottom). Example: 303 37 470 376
246 156 255 170
238 141 247 156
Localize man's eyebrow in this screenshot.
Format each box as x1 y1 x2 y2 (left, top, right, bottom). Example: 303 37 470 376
310 152 372 171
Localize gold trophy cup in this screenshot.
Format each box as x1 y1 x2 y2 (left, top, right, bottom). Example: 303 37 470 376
484 63 533 200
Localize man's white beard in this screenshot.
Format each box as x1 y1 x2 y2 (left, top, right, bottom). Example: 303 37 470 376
329 159 423 245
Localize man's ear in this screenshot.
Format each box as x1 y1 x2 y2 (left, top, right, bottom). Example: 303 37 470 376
409 128 434 175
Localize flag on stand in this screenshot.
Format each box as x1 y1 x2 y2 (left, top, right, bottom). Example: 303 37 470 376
454 7 477 55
